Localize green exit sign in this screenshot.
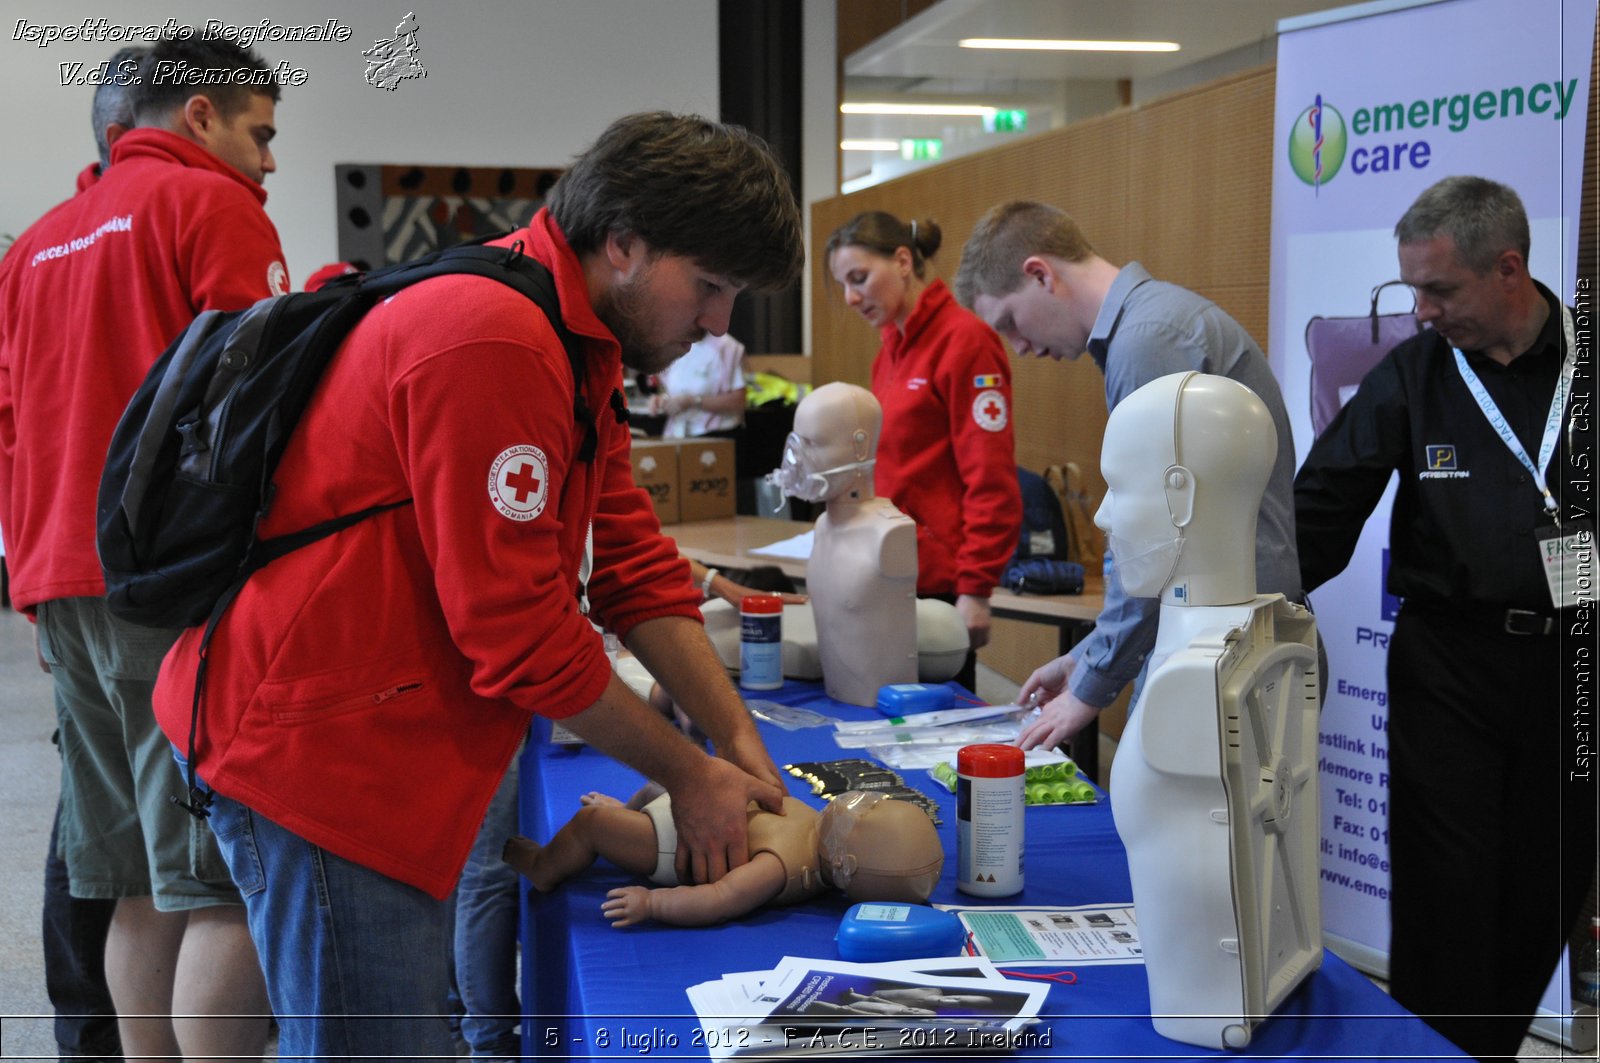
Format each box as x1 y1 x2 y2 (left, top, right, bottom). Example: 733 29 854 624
986 109 1028 133
899 138 944 161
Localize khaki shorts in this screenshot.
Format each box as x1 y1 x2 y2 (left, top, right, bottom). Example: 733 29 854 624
39 597 239 911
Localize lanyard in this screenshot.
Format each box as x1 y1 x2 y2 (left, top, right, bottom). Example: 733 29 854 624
1451 305 1576 521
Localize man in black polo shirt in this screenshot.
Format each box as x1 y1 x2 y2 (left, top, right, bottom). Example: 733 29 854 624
1296 174 1594 1062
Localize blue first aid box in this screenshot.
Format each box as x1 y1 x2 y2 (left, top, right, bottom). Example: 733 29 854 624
836 902 966 962
874 683 955 717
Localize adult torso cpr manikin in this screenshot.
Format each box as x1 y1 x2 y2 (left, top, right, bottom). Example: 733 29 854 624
1101 372 1322 1049
773 382 918 706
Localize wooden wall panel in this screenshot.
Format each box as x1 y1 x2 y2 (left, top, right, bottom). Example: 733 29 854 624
836 0 940 61
811 65 1277 506
1125 68 1277 344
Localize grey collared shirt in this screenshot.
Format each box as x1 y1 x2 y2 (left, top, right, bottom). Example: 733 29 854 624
1069 263 1303 708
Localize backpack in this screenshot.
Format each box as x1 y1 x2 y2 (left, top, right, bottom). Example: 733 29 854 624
1043 461 1107 569
96 236 602 815
99 238 594 629
1013 466 1070 563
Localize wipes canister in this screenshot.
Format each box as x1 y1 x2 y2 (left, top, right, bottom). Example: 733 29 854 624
738 594 783 691
957 743 1024 896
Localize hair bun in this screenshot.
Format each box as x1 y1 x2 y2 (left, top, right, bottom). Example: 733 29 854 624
913 218 943 259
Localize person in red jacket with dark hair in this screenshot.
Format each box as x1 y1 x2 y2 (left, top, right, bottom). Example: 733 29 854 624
151 111 805 1057
34 44 144 1063
826 211 1021 690
0 32 287 1059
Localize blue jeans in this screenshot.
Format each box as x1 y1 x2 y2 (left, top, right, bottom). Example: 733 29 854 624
453 750 523 1058
205 790 456 1059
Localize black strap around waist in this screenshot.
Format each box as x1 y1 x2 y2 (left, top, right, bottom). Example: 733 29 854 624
1406 598 1564 637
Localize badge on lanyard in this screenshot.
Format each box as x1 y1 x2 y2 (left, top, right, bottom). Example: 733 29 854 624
1537 520 1594 611
1453 305 1580 608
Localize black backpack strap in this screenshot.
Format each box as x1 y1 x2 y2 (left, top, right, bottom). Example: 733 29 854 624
173 497 413 818
358 243 598 462
174 565 248 818
173 240 593 817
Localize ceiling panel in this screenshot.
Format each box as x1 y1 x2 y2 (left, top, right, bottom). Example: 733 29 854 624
844 0 1346 85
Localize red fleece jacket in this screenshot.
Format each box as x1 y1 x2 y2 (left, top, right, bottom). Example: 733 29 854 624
154 212 700 898
871 280 1020 597
0 129 286 611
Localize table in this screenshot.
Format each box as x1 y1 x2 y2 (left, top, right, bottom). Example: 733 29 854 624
669 516 1107 778
517 681 1464 1061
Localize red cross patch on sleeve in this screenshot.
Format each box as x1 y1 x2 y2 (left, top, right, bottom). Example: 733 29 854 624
489 444 549 521
972 389 1009 432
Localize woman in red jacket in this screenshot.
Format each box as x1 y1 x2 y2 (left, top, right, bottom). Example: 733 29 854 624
826 211 1020 691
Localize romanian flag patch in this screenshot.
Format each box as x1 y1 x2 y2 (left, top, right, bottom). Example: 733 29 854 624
973 374 1001 388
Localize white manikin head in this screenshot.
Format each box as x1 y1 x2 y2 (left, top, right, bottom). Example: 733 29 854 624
782 382 881 503
1094 372 1276 607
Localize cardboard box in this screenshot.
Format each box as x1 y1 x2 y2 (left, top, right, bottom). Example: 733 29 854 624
629 439 680 525
677 437 737 521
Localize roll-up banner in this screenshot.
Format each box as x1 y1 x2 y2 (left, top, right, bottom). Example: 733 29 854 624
1269 0 1594 1042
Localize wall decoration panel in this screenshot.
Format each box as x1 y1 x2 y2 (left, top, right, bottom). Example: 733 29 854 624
335 164 564 268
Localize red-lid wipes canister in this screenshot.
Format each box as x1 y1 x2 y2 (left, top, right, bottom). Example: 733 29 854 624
957 743 1025 896
738 594 784 691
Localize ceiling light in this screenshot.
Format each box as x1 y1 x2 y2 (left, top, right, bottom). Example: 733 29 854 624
840 139 901 151
841 102 997 116
959 37 1180 53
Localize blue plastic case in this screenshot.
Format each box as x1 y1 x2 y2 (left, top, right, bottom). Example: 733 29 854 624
835 902 966 962
874 683 956 717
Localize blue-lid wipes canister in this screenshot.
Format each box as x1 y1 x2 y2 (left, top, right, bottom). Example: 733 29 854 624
739 594 783 691
957 743 1025 896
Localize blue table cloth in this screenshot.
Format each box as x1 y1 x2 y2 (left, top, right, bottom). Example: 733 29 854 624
518 680 1461 1060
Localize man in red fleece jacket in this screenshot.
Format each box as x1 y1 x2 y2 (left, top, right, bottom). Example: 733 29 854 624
152 111 804 1056
0 32 288 1058
27 44 149 1063
35 45 144 1063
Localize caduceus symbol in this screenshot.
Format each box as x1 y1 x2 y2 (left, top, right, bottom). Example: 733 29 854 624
1310 93 1324 197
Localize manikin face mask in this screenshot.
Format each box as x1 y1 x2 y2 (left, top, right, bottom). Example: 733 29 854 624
766 432 874 506
816 790 879 890
1107 529 1185 598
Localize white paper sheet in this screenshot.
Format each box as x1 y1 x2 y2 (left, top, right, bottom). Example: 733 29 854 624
749 530 814 560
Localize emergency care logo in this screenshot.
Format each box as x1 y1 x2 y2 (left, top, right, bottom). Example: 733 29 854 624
972 389 1008 432
489 444 548 522
1288 94 1348 191
1419 443 1470 479
1293 76 1579 192
267 261 288 296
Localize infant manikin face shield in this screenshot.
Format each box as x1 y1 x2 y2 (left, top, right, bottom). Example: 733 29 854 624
1098 374 1198 599
817 790 943 903
765 431 875 507
817 789 874 889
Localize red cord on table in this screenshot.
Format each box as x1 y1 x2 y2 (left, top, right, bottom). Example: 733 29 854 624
998 969 1078 985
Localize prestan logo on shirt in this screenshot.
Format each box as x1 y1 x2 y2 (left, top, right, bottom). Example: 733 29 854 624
1418 443 1470 479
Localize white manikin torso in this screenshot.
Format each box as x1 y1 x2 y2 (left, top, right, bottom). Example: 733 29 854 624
1097 371 1322 1049
1110 595 1322 1049
808 492 918 707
